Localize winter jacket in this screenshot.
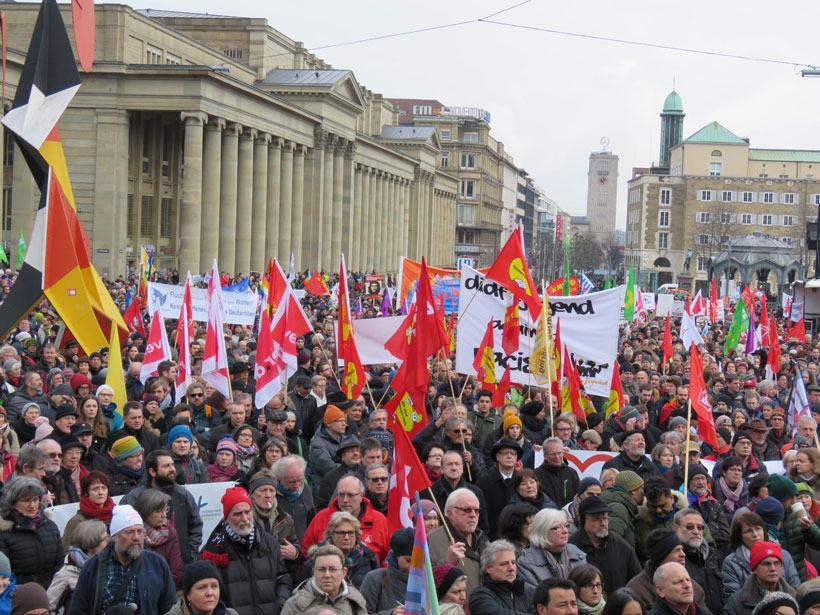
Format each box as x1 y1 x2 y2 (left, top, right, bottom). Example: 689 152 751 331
516 542 586 598
201 520 293 615
68 544 176 615
649 597 711 615
302 496 390 563
360 557 409 615
534 461 580 508
724 573 796 615
308 424 343 487
4 388 46 424
721 544 801 600
476 470 518 539
569 528 641 593
46 555 80 613
277 483 316 541
120 481 203 564
683 540 724 615
165 598 238 615
598 486 640 547
423 476 490 534
626 566 708 613
428 521 489 596
467 410 503 459
634 491 713 563
715 479 751 524
298 539 379 589
779 508 820 582
281 578 368 615
0 511 63 588
89 453 143 496
143 523 184 587
171 451 210 485
601 451 660 482
689 493 731 551
468 573 530 615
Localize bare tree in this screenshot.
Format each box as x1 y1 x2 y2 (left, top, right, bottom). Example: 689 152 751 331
599 232 625 278
690 201 740 263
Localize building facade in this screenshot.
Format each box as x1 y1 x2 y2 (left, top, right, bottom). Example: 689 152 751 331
585 148 619 240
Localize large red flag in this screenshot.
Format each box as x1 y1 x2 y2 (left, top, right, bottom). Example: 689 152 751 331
174 272 194 403
387 426 432 531
337 255 365 400
662 314 674 366
473 318 497 389
689 343 718 448
122 299 145 337
493 366 511 407
304 271 329 296
138 300 171 384
502 301 520 355
201 259 231 398
485 224 542 317
767 311 781 377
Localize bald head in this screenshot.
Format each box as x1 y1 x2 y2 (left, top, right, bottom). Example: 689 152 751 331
654 562 693 608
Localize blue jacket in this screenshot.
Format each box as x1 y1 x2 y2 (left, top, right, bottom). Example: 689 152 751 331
68 544 175 615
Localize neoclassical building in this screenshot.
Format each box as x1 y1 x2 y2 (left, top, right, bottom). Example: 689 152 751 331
0 4 459 277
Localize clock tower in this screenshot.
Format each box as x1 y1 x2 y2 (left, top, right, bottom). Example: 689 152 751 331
585 140 619 241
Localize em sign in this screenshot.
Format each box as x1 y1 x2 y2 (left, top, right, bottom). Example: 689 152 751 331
412 104 491 123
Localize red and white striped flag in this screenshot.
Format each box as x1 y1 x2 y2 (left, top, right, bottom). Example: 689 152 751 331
175 272 195 403
201 258 231 398
138 299 171 384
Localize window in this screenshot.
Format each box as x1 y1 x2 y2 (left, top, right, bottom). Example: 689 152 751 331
782 237 795 246
146 45 162 64
659 211 670 227
458 203 476 225
2 128 13 168
161 125 173 179
140 195 154 236
814 194 820 206
459 180 475 198
761 214 773 226
658 232 668 249
721 212 731 223
763 192 775 204
783 193 796 204
441 152 449 168
460 153 477 169
1 187 11 232
759 173 768 178
783 215 796 226
697 234 709 245
598 160 609 174
743 191 754 203
440 130 451 141
697 212 710 223
697 257 708 272
165 53 181 65
223 49 243 60
710 162 722 176
126 194 134 239
721 191 733 202
779 174 789 179
160 198 174 237
660 188 671 205
142 120 154 176
463 132 478 143
699 190 712 201
711 150 722 157
741 214 753 225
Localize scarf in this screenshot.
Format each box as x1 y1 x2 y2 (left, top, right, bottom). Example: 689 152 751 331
79 495 115 523
12 510 40 531
224 519 255 549
69 546 92 568
652 506 678 524
543 548 572 580
202 520 255 568
235 442 257 459
144 521 171 547
116 463 145 480
277 482 302 503
800 473 818 485
718 477 744 514
687 490 712 508
207 463 238 482
578 598 606 615
424 465 442 483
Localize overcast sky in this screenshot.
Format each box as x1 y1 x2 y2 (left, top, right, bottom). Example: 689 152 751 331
125 0 820 229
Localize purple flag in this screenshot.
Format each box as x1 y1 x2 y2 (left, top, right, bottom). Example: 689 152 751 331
745 305 757 354
381 288 391 317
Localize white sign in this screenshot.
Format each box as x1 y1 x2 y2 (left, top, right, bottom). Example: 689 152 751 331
148 282 258 326
454 267 622 397
656 294 674 316
641 292 656 311
352 316 404 365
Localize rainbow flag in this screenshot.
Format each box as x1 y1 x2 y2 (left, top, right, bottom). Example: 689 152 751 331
405 493 440 615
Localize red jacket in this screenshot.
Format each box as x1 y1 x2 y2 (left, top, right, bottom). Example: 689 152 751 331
301 495 390 563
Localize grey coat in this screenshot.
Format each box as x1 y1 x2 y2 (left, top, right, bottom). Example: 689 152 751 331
724 573 795 615
516 542 587 599
307 425 342 487
359 560 408 615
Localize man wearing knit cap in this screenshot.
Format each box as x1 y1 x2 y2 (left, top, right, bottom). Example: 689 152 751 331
600 405 642 452
685 465 731 551
307 404 347 488
599 470 644 546
10 583 49 615
767 472 820 582
569 495 641 592
89 434 145 496
627 528 709 613
70 504 176 615
795 579 820 615
169 423 209 485
601 429 659 481
650 562 708 615
724 541 796 615
673 507 723 615
200 485 292 615
247 469 301 574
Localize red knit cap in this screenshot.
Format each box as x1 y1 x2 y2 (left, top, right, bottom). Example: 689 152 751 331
750 541 782 570
221 486 251 517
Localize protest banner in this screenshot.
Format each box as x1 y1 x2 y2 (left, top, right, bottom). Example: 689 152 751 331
352 316 404 365
396 257 481 315
641 292 656 311
148 282 258 326
455 266 622 397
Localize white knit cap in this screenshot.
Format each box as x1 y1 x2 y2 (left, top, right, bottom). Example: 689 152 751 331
109 505 143 536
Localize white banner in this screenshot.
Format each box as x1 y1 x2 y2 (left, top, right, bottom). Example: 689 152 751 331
49 482 234 548
641 292 656 311
454 267 622 396
148 282 258 326
352 316 404 365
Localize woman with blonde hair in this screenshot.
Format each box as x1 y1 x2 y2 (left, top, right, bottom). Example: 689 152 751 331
298 511 378 588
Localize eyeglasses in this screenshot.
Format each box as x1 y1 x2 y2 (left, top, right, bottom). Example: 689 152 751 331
549 524 570 531
337 492 362 499
315 567 344 575
683 524 704 531
189 393 204 398
48 452 62 459
582 583 603 590
451 429 467 434
332 530 356 537
17 496 40 505
453 506 480 515
368 476 389 482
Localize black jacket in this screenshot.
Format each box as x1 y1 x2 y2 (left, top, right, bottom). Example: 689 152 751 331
468 573 530 615
476 469 518 539
569 528 641 593
602 451 660 481
534 461 580 508
423 476 489 534
0 511 63 588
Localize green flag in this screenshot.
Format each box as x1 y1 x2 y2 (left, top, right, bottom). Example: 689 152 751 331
0 242 8 266
16 231 25 268
623 262 635 321
724 299 750 355
562 241 571 296
604 276 611 290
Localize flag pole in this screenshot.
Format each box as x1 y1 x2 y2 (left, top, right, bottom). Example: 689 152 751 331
543 282 556 436
424 488 457 545
683 399 693 491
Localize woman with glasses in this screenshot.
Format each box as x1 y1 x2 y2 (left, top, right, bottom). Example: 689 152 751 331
516 508 587 597
133 488 183 586
715 457 751 524
298 511 378 588
282 543 368 615
569 564 606 615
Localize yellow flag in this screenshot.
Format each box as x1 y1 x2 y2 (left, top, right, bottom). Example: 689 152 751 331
104 325 127 414
530 294 556 385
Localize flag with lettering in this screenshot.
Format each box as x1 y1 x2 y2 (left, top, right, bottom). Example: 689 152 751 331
337 254 365 400
403 493 440 615
689 343 717 448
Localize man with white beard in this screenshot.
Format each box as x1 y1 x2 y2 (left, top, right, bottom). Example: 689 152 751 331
601 429 659 481
201 486 292 615
674 508 723 615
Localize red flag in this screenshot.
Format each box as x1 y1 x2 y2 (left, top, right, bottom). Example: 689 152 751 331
304 271 329 296
387 426 432 531
122 299 145 337
767 308 781 377
493 366 511 407
604 361 624 419
561 345 585 423
709 277 718 323
662 314 674 365
741 286 755 311
71 0 95 73
759 299 770 344
473 318 497 388
338 255 366 400
201 259 231 398
485 224 542 316
689 343 718 448
174 272 194 403
138 300 171 384
502 301 520 355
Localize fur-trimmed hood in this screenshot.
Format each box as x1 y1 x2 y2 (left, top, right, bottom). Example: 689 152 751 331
637 490 687 523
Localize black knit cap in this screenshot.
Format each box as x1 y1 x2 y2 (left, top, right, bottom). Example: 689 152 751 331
182 560 222 596
647 528 681 568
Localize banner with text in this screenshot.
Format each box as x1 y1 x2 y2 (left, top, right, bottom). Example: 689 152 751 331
454 266 622 396
148 282 258 326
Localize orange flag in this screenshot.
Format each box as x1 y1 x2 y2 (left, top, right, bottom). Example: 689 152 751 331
337 255 365 400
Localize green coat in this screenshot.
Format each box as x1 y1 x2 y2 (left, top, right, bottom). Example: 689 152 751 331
633 491 716 563
599 486 639 547
779 509 820 582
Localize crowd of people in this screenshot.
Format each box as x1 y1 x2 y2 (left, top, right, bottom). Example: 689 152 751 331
0 271 819 615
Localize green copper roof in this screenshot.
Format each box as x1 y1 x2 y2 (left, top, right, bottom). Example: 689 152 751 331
662 90 683 113
684 121 747 144
749 149 820 162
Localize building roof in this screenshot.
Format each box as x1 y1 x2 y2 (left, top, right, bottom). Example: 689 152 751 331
684 121 747 145
749 149 820 163
380 126 437 141
138 9 234 19
258 69 351 86
663 90 683 113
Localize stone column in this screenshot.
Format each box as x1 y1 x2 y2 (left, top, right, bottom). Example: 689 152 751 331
401 180 410 261
290 145 306 271
179 112 206 276
251 133 270 270
352 164 364 270
218 123 241 273
408 171 421 260
200 117 225 273
391 177 400 270
320 134 336 270
331 139 345 267
265 138 282 264
305 128 327 269
372 171 384 271
277 141 294 264
234 128 255 274
359 167 371 271
366 170 378 272
433 189 441 265
342 141 357 262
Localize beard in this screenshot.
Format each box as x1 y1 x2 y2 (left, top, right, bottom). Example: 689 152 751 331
682 536 703 550
115 542 143 561
594 530 609 540
229 520 253 537
153 473 176 488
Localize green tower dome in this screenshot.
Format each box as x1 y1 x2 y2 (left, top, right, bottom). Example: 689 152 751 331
663 90 683 113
